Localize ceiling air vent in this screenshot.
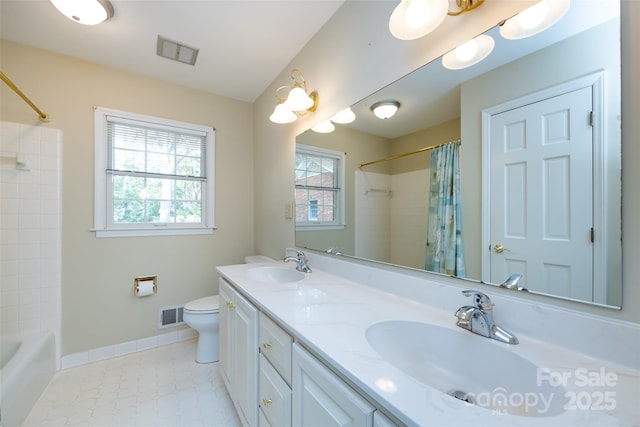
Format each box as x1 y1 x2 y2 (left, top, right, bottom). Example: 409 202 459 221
157 36 199 66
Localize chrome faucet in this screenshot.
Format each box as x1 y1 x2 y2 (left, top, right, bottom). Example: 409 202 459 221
283 250 312 273
499 273 528 291
455 290 518 344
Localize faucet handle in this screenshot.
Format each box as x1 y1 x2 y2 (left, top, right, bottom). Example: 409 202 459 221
461 290 494 311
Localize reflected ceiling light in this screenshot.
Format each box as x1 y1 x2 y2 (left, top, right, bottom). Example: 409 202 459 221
500 0 570 40
371 101 400 120
50 0 114 25
442 34 495 70
311 120 336 133
311 107 356 133
330 107 356 124
389 0 484 40
269 69 319 124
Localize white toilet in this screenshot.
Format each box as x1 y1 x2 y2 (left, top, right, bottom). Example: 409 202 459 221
183 295 220 363
183 256 274 363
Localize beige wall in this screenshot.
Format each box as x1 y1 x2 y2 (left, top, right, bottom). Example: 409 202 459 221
0 41 254 354
253 1 640 325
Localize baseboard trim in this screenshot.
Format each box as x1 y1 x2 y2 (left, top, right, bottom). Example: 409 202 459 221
60 328 197 370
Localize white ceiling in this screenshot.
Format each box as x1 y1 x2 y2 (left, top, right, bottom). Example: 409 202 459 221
0 0 345 103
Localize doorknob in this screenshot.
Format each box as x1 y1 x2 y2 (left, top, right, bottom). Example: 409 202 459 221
493 244 505 253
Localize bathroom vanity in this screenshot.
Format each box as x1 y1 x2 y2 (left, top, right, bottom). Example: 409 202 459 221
217 257 640 427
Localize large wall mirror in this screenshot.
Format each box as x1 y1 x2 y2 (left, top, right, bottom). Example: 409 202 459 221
295 0 622 308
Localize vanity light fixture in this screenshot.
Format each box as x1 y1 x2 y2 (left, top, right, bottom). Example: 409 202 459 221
371 101 401 120
389 0 484 40
50 0 114 25
442 34 495 70
269 69 319 124
500 0 571 40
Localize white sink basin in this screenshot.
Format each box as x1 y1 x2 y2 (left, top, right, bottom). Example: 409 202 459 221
366 320 565 417
246 266 305 284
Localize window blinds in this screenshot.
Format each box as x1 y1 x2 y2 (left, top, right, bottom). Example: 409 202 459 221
106 115 207 181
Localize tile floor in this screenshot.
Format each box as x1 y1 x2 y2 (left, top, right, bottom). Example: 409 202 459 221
22 340 242 427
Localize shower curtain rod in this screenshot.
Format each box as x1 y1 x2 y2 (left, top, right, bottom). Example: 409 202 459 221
0 71 51 122
359 139 460 168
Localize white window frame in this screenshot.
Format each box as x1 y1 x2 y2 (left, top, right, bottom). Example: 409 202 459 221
295 144 345 231
93 107 215 238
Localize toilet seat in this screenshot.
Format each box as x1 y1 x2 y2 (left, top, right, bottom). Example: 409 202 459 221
184 295 219 314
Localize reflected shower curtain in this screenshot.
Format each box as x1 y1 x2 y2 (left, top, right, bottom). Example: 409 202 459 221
425 141 466 277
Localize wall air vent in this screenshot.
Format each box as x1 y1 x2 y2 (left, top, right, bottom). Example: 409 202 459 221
157 36 199 66
159 305 185 328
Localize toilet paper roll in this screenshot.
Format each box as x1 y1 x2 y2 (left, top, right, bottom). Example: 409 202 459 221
137 280 155 297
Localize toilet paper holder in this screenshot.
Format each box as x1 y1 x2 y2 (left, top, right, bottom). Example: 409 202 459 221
134 275 157 296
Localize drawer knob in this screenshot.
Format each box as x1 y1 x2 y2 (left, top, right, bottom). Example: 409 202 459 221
262 398 272 407
262 342 272 350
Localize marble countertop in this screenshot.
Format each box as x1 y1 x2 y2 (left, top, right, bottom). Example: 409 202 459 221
217 261 639 427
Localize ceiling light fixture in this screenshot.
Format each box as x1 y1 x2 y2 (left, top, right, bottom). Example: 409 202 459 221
389 0 484 40
269 69 319 124
371 101 401 120
442 34 495 70
500 0 570 40
50 0 114 25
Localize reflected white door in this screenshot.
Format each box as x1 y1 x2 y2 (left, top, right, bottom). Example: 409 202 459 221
489 86 593 300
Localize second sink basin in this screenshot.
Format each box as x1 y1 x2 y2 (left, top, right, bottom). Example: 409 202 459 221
366 320 565 418
246 266 305 284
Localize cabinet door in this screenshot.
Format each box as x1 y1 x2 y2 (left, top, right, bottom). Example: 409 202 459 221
234 289 259 427
292 343 374 427
219 278 233 388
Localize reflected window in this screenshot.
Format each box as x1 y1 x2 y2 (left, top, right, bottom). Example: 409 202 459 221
295 144 345 231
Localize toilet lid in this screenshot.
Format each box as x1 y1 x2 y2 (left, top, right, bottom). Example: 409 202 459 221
184 295 219 313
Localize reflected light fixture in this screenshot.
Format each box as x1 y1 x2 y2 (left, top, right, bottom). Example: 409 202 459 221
311 107 356 133
500 0 570 40
269 69 319 124
389 0 484 40
330 107 356 124
50 0 114 25
442 34 495 70
371 101 400 120
311 120 336 133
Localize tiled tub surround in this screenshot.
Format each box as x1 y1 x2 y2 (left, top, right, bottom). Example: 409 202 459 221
0 121 62 349
217 256 640 427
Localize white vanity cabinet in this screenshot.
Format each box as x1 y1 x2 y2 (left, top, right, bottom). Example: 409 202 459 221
292 343 376 427
219 278 259 427
219 275 402 427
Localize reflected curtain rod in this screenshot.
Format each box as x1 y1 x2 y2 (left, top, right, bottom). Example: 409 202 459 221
359 139 460 168
0 71 51 122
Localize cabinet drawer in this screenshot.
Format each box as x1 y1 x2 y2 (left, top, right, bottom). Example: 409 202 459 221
259 354 292 427
259 312 293 384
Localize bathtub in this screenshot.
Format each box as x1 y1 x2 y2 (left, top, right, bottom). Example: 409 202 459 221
1 331 55 427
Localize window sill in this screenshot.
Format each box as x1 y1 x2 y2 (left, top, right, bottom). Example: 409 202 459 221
92 227 215 238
